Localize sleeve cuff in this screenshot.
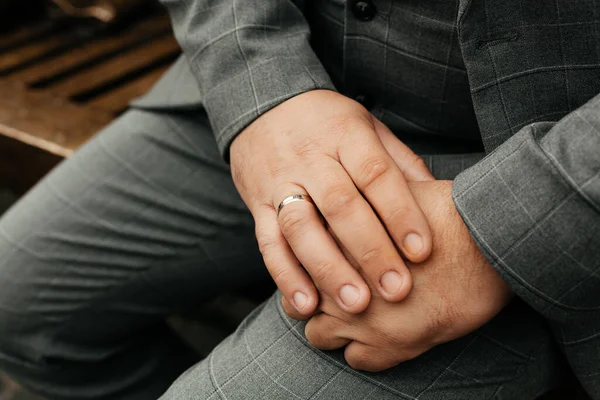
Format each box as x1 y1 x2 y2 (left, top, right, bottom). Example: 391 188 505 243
452 123 600 322
201 56 336 160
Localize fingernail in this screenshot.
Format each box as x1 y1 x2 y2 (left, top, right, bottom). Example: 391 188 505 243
293 292 308 310
403 233 423 255
380 271 403 295
339 285 360 307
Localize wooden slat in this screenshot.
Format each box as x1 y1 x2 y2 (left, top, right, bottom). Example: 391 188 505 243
0 79 113 156
0 12 179 195
0 134 62 196
9 14 171 84
46 35 179 99
0 21 58 51
87 64 169 113
0 31 79 72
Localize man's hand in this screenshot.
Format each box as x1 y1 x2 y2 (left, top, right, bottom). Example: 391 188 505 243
285 181 513 372
230 90 434 316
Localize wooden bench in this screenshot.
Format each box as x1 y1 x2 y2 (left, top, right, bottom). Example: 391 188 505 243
0 8 180 195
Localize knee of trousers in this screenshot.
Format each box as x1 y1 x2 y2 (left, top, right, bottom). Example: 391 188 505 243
0 298 55 372
0 245 63 372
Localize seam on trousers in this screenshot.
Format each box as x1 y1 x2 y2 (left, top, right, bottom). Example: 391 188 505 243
241 316 304 400
491 340 548 400
205 303 299 395
208 350 227 400
414 333 480 399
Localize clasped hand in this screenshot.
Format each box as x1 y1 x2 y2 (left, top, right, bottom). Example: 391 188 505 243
284 181 513 371
231 90 512 372
231 90 435 315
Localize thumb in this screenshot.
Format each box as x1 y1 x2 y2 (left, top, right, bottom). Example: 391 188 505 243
373 117 434 182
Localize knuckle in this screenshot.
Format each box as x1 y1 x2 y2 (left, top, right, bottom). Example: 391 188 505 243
267 160 293 178
359 246 384 267
384 204 412 225
291 137 320 158
411 154 428 168
279 208 309 239
309 261 335 284
269 265 292 286
324 114 354 136
321 186 356 218
255 231 278 257
357 156 390 189
325 112 371 135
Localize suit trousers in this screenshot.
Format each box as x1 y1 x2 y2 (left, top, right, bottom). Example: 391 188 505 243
0 109 567 399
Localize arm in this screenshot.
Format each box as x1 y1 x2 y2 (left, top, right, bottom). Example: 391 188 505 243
160 0 486 178
158 1 438 317
453 92 600 323
296 180 513 372
159 0 335 157
300 94 600 373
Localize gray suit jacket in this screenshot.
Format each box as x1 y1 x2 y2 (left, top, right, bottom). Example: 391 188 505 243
134 0 600 395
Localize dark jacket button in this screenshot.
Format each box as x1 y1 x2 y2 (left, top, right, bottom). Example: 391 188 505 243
353 1 377 21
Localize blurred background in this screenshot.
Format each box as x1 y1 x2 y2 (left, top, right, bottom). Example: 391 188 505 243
0 0 181 204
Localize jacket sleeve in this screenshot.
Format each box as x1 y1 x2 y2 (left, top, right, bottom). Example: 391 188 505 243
159 0 336 158
452 93 600 324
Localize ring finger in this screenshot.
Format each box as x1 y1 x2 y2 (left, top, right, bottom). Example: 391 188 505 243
275 185 371 314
